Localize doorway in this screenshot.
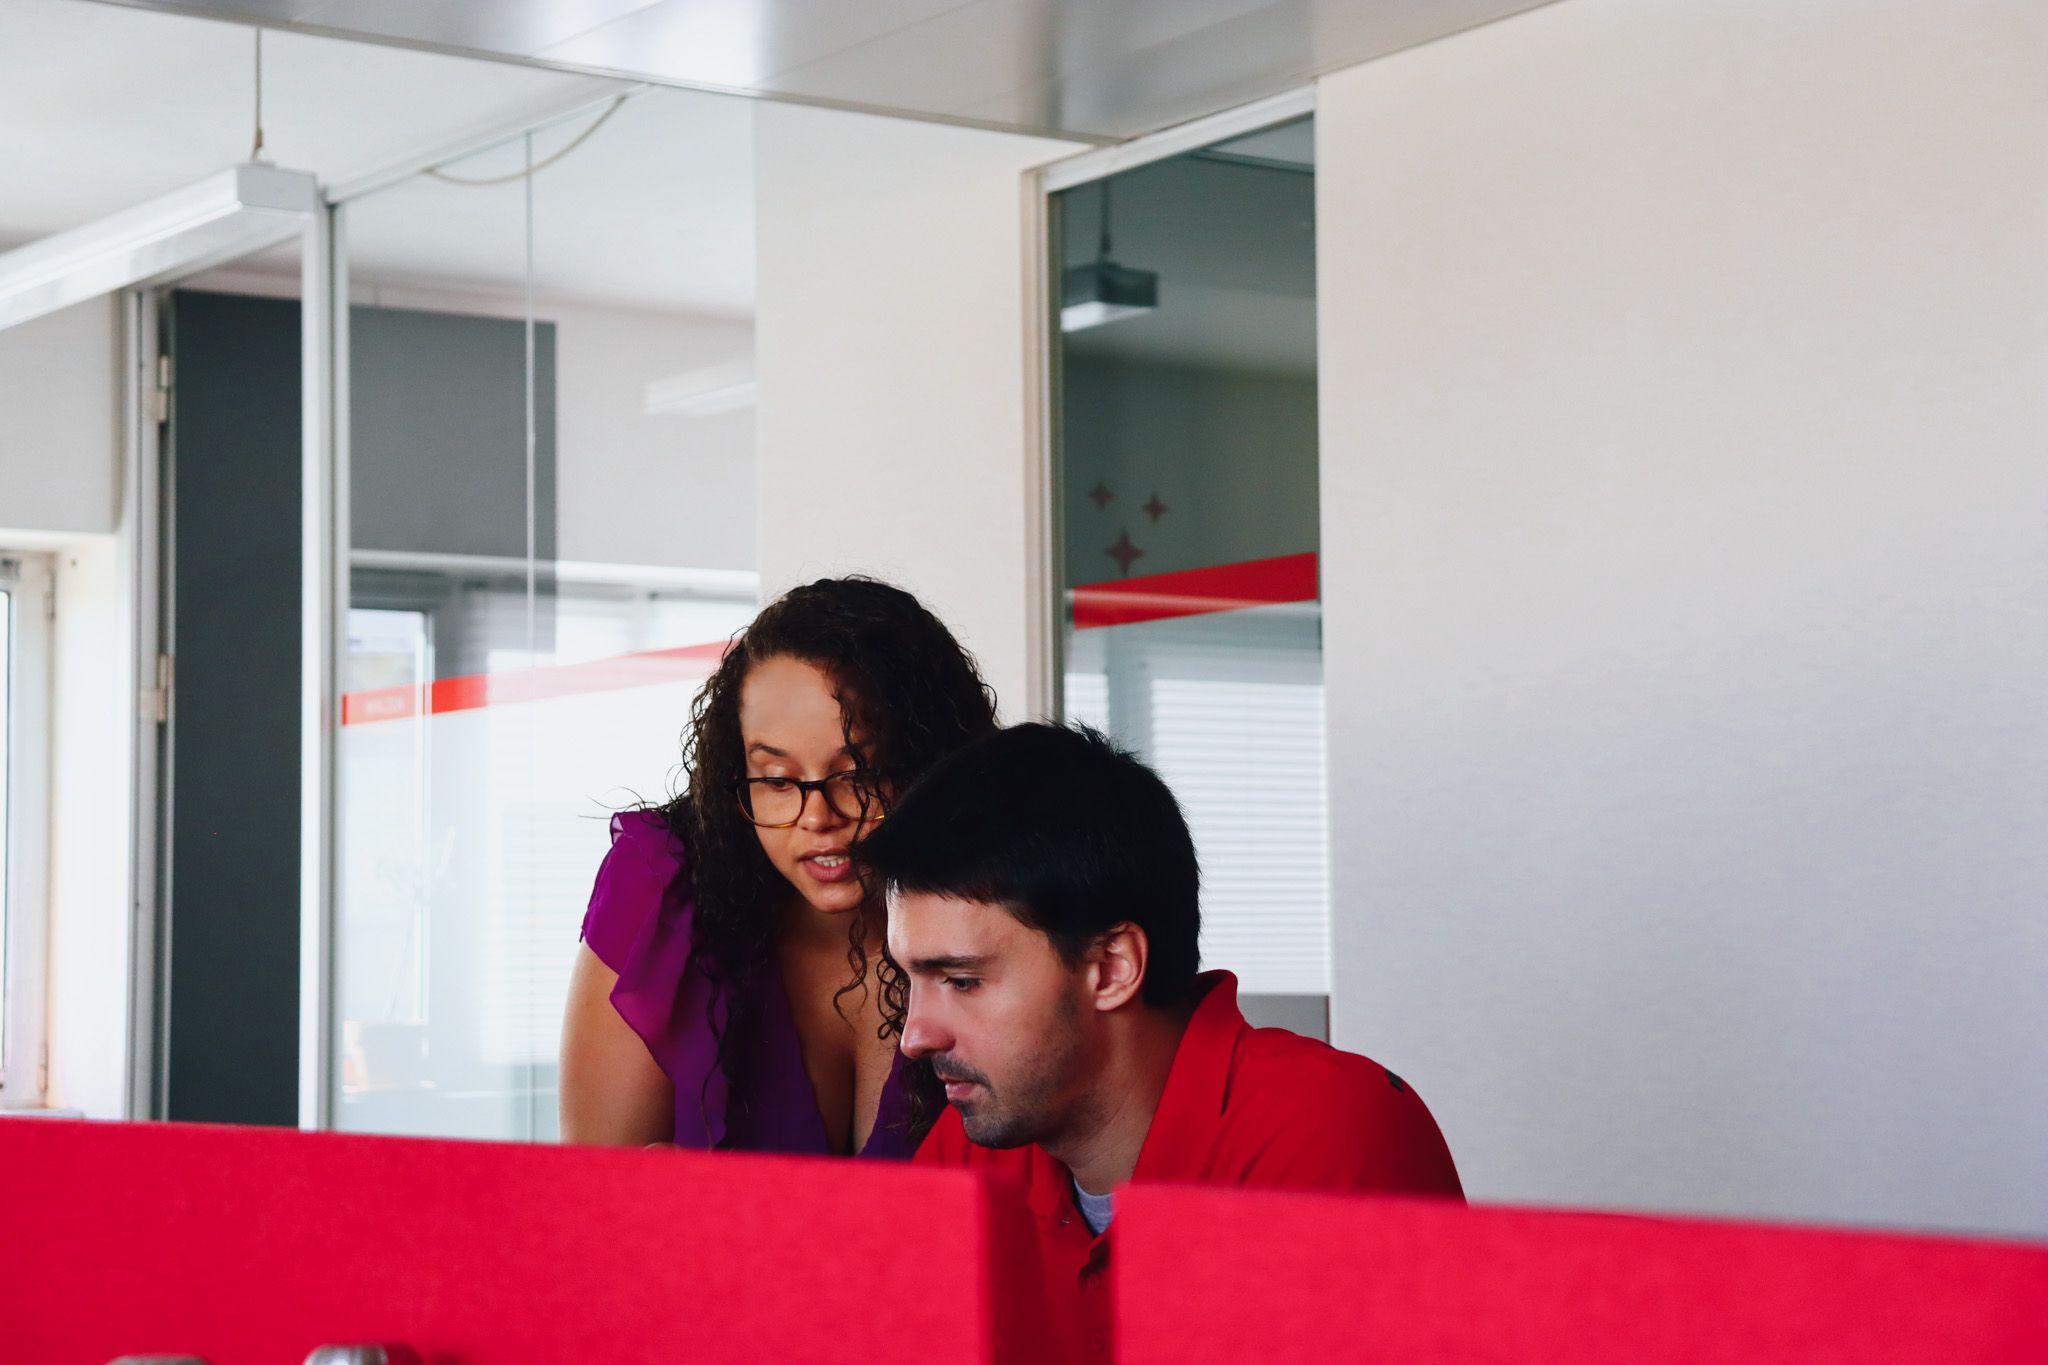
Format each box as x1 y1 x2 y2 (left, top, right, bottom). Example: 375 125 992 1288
1045 109 1329 1037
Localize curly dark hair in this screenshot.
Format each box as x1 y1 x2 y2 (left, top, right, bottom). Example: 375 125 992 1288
656 576 998 1145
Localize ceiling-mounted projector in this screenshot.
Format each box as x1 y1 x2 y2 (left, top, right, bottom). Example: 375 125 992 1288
1060 177 1158 333
1060 259 1158 333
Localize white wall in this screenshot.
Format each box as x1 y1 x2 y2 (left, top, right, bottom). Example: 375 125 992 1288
43 536 133 1117
551 305 755 572
752 101 1082 719
1317 0 2048 1237
0 297 119 537
0 294 129 1116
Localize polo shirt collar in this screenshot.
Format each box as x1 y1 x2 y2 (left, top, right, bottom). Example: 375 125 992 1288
1132 970 1245 1183
1017 970 1247 1225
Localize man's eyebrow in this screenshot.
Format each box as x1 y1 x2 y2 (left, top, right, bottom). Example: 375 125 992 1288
746 742 787 757
908 954 990 973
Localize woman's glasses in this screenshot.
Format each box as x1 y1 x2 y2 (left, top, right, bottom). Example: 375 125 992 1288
734 772 889 828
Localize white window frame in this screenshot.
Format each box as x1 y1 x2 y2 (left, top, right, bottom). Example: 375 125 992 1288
0 552 54 1109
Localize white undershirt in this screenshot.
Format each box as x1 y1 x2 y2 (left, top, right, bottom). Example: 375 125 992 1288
1071 1177 1116 1235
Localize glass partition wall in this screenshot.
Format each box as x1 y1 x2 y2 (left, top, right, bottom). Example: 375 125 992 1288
0 9 756 1135
1051 117 1329 1032
330 89 758 1138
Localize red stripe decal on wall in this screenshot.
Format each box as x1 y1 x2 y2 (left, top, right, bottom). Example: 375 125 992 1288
340 640 730 726
1071 551 1319 630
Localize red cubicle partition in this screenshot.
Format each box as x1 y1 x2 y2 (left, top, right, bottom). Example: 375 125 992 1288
1116 1185 2048 1363
9 1119 2046 1363
0 1118 1027 1365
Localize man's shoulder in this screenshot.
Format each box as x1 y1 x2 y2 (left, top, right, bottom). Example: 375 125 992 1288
1220 1023 1417 1121
1218 1025 1463 1196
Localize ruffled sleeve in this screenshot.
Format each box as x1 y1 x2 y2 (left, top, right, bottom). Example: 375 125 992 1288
580 809 730 1147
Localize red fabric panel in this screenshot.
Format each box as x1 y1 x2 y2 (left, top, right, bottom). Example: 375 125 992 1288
1116 1186 2048 1364
0 1118 992 1365
1070 552 1318 630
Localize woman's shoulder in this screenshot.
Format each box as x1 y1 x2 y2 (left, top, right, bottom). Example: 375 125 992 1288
583 807 691 970
607 806 689 873
581 805 726 1134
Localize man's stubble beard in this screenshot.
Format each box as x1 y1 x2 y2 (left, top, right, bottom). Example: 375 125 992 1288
959 990 1086 1150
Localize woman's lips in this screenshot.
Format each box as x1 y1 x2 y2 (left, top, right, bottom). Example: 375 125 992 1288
800 852 855 884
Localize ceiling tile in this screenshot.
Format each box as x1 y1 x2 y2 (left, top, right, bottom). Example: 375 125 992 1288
127 0 328 19
537 0 977 89
755 0 1276 120
962 0 1316 139
752 0 1059 114
99 0 1563 140
297 0 667 59
1300 0 1563 76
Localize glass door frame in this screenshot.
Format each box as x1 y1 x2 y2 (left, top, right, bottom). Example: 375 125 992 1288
0 551 53 1111
1024 86 1333 1026
299 202 346 1129
1024 85 1317 726
304 82 641 1131
120 216 336 1124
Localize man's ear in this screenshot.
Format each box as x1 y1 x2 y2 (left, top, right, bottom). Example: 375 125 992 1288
1088 923 1150 1012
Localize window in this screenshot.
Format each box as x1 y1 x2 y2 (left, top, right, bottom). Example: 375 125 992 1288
337 564 756 1138
0 553 52 1109
1063 610 1329 995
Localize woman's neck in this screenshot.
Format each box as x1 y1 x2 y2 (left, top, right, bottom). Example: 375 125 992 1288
776 889 867 954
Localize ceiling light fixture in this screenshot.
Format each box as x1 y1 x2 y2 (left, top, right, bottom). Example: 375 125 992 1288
1060 179 1158 333
0 163 319 332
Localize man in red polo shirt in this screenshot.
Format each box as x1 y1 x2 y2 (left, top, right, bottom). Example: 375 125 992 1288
858 723 1462 1361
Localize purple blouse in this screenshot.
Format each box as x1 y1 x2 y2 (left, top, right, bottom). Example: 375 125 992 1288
579 809 930 1158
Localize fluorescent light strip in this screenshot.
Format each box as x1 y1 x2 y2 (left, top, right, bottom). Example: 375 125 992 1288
0 163 318 332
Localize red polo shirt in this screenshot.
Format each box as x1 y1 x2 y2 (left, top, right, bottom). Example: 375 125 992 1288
916 971 1463 1360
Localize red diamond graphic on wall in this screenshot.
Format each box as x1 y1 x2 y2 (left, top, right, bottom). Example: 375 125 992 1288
1088 481 1114 510
1105 529 1145 576
1142 492 1168 523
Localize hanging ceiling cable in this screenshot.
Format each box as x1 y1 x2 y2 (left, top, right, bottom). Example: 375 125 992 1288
424 97 629 186
250 28 267 162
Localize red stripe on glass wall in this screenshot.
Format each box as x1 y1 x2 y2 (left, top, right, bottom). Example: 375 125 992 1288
1071 551 1318 630
340 640 729 726
339 550 1321 726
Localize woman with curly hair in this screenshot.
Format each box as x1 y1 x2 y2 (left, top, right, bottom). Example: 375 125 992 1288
558 577 997 1156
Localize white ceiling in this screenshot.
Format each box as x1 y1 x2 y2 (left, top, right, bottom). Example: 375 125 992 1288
3 0 1536 358
88 0 1561 142
0 0 757 316
340 90 755 316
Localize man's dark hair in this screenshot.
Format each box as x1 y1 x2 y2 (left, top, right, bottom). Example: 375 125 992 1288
861 722 1202 1008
